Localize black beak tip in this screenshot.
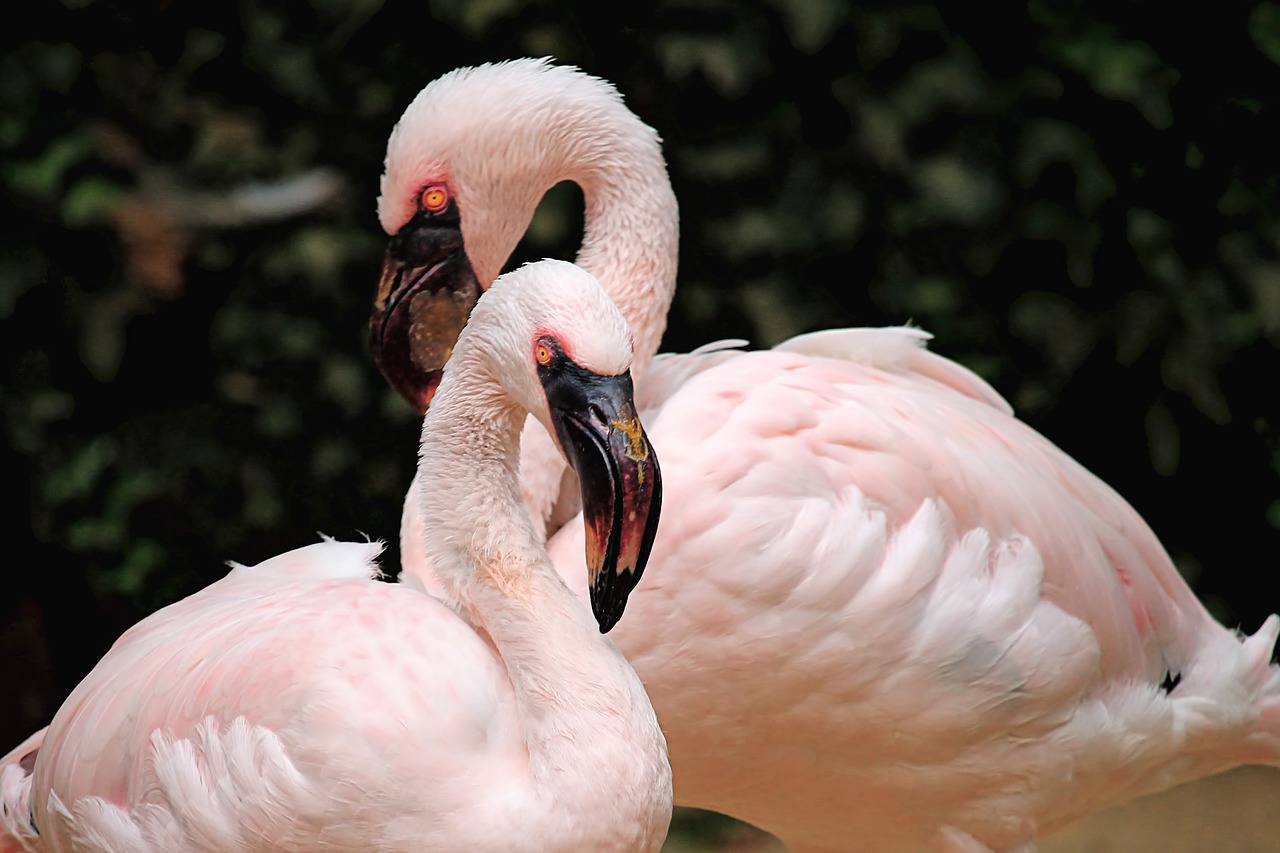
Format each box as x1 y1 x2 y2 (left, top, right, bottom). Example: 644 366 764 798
593 596 626 634
590 564 639 633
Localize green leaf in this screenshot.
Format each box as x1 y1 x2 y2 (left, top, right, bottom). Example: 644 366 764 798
112 538 168 595
42 438 116 505
3 133 92 198
1250 2 1280 65
62 177 125 226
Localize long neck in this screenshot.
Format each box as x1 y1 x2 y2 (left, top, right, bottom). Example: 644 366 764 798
569 138 677 379
466 94 678 379
416 353 661 810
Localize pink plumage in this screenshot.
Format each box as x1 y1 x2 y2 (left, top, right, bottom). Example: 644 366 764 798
1 260 672 852
376 59 1280 852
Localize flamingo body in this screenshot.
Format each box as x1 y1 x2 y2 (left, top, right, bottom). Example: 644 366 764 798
2 260 672 853
371 59 1280 852
9 543 531 851
551 328 1280 850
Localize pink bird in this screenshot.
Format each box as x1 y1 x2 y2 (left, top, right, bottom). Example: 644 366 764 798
369 58 1280 853
0 260 670 852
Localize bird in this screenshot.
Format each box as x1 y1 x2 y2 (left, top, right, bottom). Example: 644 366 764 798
368 57 1280 853
0 258 670 853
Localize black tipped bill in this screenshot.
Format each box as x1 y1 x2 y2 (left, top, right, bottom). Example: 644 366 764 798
370 206 481 415
541 363 662 633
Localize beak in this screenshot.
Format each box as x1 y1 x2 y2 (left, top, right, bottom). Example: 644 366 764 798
370 210 482 415
543 367 662 633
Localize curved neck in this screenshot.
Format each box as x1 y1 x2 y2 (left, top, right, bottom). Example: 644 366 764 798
464 92 679 378
415 350 653 805
570 142 678 378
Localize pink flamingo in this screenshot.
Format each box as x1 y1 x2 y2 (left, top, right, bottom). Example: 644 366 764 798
0 259 669 852
370 58 1280 853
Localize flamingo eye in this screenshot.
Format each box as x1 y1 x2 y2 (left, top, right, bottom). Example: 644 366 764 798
535 335 563 368
420 186 449 213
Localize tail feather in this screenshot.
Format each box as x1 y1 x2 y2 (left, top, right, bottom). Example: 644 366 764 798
1241 614 1280 766
1173 614 1280 775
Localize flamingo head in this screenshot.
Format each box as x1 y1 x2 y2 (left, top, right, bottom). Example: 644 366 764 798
461 259 662 631
371 58 636 414
534 328 662 633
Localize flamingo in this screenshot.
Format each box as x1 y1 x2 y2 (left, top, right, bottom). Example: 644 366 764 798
0 259 670 852
369 58 1280 853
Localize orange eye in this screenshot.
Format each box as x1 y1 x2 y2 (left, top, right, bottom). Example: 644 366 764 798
421 186 448 212
536 343 553 365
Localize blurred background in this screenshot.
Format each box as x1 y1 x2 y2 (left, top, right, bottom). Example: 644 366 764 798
3 1 1279 849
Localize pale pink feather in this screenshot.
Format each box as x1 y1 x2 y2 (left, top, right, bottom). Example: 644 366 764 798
1 262 672 853
381 59 1280 853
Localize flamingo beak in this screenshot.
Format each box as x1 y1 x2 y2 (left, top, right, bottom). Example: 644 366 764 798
370 208 482 415
541 366 662 633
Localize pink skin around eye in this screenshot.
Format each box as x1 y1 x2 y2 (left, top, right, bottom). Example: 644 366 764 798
533 330 568 365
